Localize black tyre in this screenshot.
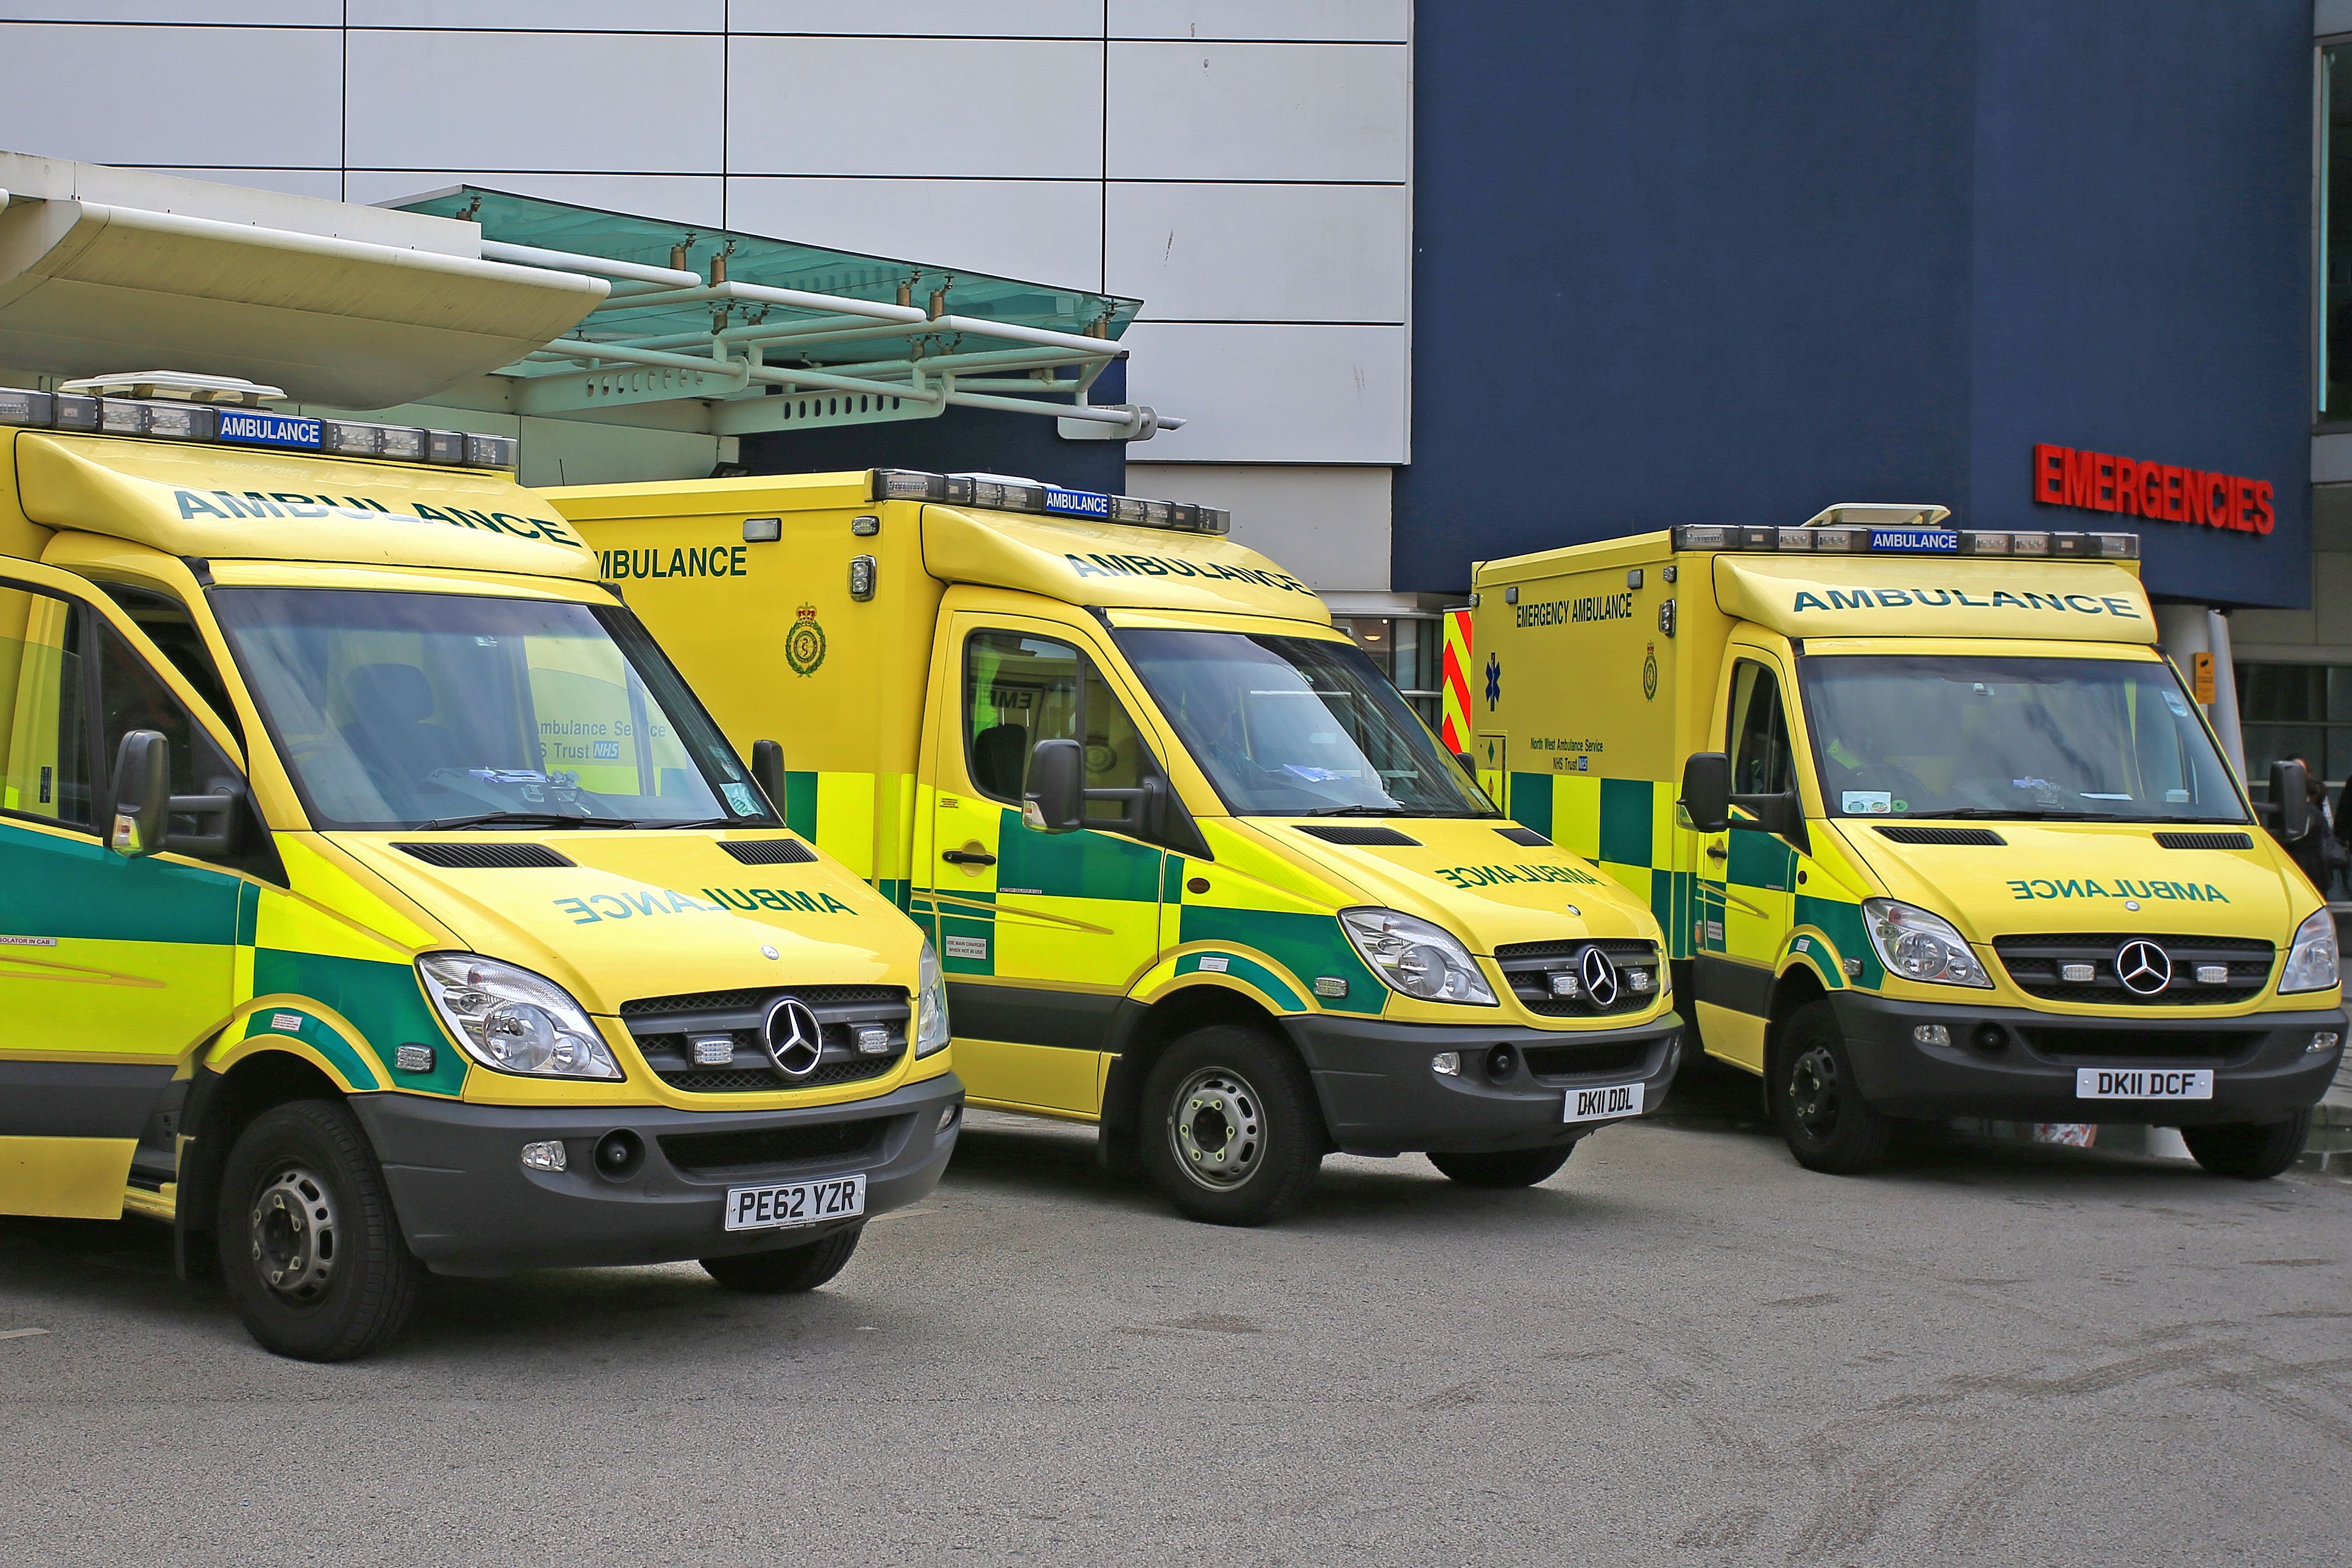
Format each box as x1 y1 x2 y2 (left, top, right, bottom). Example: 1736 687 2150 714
1139 1025 1324 1226
1428 1142 1577 1188
2183 1110 2311 1181
1770 1000 1893 1174
216 1100 420 1361
701 1224 863 1293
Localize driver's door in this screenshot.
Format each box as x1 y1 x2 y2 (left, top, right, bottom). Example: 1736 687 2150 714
920 610 1167 1117
1695 652 1799 1071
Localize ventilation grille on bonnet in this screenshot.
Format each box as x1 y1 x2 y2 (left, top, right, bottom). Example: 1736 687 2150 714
2153 831 2255 850
1295 825 1421 847
393 842 576 869
1873 825 2007 846
719 838 820 865
1494 825 1553 847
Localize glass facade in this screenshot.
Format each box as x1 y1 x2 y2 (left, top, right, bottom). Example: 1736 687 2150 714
1335 616 1443 730
2237 662 2352 789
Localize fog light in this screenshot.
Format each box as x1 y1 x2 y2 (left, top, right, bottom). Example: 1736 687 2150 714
1973 1024 2008 1053
1486 1045 1516 1079
938 1102 960 1131
1912 1024 1951 1048
520 1140 567 1172
2311 1031 2341 1054
1431 1050 1462 1077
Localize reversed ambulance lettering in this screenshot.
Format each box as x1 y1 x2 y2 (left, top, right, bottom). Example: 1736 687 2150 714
2007 877 2229 903
554 886 858 923
172 489 579 544
1064 553 1313 596
1435 862 1604 889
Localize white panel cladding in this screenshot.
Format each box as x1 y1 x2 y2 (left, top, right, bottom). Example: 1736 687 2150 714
1127 462 1393 592
347 0 728 27
116 168 348 202
730 1 1104 37
726 177 1102 289
727 36 1103 178
345 30 726 173
2 1 335 17
1120 322 1407 464
1106 182 1408 322
0 25 344 168
347 172 729 229
1109 1 1410 43
1106 40 1410 182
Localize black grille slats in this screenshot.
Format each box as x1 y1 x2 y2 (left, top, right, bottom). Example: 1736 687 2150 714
1521 1039 1649 1078
1873 825 2007 846
1295 824 1422 847
394 841 576 869
621 983 910 1093
659 1118 887 1177
2153 831 2255 850
1994 933 2274 1006
2020 1028 2261 1063
1494 825 1553 847
1494 938 1661 1017
718 838 820 865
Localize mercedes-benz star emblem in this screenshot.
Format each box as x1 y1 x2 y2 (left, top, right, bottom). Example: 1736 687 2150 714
761 995 825 1078
2114 939 2172 997
1578 945 1621 1009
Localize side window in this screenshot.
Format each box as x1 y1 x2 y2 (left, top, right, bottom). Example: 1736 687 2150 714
1728 660 1793 797
96 583 243 750
963 629 1154 830
0 585 91 828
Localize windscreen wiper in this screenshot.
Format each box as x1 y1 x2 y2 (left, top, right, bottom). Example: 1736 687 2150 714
1901 807 2099 821
641 817 750 830
1302 803 1409 816
411 811 637 831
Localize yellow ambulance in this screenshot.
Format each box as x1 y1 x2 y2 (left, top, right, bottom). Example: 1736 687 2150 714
1453 504 2343 1176
0 373 959 1360
551 468 1683 1224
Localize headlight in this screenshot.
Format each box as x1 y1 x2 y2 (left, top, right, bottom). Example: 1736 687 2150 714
416 954 623 1079
1339 908 1497 1005
2281 908 2340 994
1862 899 1991 989
914 939 952 1056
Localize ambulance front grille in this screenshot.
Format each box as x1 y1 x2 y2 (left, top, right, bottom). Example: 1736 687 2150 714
659 1117 888 1178
1494 939 1661 1017
1993 934 2273 1006
620 984 910 1092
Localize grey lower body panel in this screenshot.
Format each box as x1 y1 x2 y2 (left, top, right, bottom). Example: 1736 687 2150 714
1826 992 2344 1125
351 1072 964 1276
1280 1012 1684 1157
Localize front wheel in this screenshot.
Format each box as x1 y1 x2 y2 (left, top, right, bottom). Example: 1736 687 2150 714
1140 1025 1324 1226
2183 1111 2311 1181
1428 1142 1577 1188
216 1100 420 1361
1770 1001 1893 1174
701 1224 863 1293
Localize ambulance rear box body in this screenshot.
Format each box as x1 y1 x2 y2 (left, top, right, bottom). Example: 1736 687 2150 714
0 380 958 1359
1457 510 2343 1176
554 470 1684 1224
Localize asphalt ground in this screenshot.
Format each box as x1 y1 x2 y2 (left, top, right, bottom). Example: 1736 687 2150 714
3 1071 2348 1567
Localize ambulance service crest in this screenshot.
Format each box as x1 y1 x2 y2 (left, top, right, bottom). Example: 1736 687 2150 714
1642 642 1659 701
785 603 828 676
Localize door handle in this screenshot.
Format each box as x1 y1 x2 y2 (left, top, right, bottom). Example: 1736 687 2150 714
941 849 997 867
1706 845 1728 860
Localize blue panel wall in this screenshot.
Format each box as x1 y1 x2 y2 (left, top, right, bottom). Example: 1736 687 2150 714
1397 1 2314 609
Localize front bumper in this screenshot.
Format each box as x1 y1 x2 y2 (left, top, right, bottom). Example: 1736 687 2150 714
1281 1011 1683 1157
352 1072 964 1276
1829 992 2344 1124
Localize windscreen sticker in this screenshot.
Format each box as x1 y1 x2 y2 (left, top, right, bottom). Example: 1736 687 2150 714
1842 791 1893 813
1435 861 1605 889
721 782 761 814
1789 587 2141 618
554 886 859 923
2007 878 2228 903
171 488 579 545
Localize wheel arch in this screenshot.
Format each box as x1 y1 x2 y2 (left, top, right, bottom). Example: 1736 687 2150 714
1763 962 1832 1086
1101 983 1308 1146
173 1046 351 1284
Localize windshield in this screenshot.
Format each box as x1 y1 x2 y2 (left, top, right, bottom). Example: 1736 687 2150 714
1798 654 2247 823
1115 628 1494 817
211 588 774 831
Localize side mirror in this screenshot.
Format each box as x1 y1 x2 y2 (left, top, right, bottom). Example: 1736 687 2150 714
1680 751 1731 833
1736 789 1807 842
1454 750 1477 781
2270 758 2313 840
1023 738 1085 833
107 729 172 858
750 738 788 818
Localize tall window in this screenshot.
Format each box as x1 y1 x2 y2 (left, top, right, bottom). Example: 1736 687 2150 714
2324 44 2352 420
2237 662 2352 789
1337 616 1443 729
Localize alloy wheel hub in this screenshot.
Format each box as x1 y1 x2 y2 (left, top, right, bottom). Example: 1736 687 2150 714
1169 1068 1265 1190
249 1164 339 1301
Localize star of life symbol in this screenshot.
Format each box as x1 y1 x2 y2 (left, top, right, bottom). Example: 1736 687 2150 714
1485 652 1502 710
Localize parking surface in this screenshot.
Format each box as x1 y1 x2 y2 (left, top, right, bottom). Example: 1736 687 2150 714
2 1084 2348 1567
